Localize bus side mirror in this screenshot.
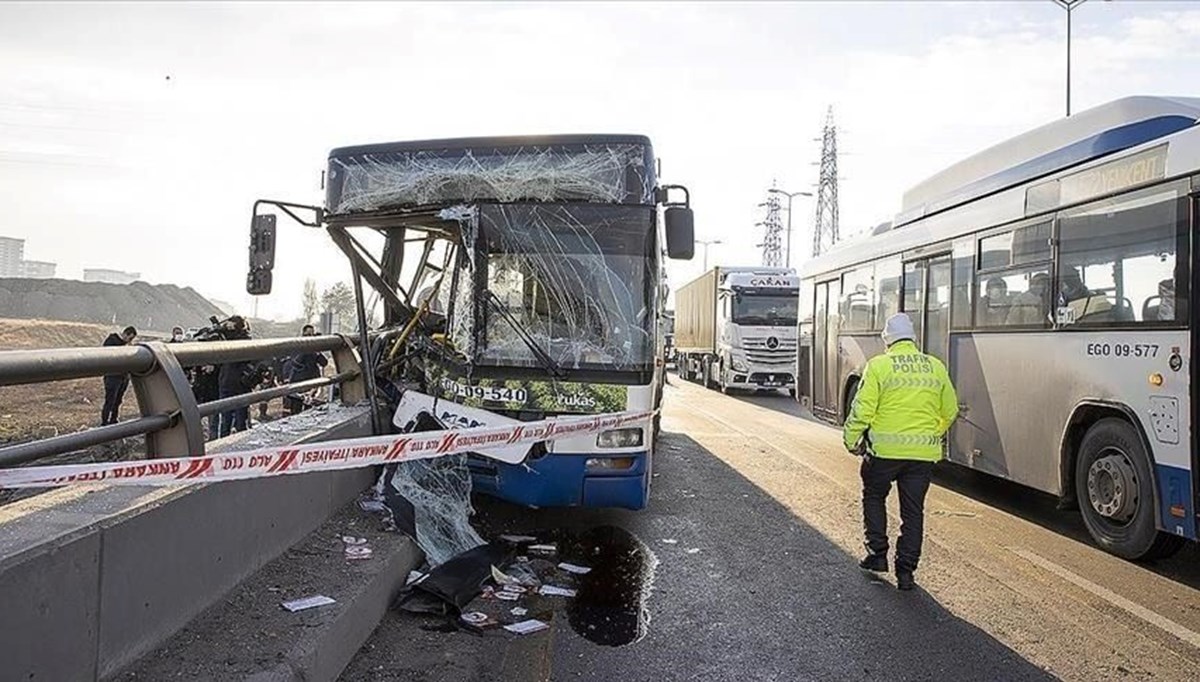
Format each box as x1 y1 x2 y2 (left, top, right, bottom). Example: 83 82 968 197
247 213 277 295
665 207 694 260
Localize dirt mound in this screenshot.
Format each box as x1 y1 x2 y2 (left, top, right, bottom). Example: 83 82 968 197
0 278 223 331
0 318 114 350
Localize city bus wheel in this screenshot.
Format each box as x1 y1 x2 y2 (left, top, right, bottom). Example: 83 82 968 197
1075 418 1184 561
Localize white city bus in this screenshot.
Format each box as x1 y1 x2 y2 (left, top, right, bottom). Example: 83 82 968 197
797 96 1200 560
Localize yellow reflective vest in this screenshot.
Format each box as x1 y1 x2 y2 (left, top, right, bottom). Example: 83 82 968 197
842 340 959 462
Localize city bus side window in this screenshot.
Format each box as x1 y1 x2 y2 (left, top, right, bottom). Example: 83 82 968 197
876 258 902 327
1056 183 1188 326
902 261 924 314
974 222 1052 328
840 266 875 332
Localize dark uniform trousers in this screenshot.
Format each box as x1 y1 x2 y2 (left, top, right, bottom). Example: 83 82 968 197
860 456 934 572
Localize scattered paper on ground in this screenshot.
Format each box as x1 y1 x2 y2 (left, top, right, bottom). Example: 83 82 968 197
504 619 550 635
281 595 336 612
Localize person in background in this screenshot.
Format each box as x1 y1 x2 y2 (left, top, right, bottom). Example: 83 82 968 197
101 326 138 425
979 278 1010 326
284 324 329 415
1005 272 1052 326
216 316 254 437
168 326 185 343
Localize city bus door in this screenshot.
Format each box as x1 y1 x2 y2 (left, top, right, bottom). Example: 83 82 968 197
812 278 841 418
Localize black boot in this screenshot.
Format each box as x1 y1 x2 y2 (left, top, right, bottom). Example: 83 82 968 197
896 570 915 591
859 553 888 572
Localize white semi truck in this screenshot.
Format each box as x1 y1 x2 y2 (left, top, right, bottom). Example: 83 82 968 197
674 266 799 394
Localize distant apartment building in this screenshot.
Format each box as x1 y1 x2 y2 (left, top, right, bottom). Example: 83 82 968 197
0 236 25 278
19 260 56 279
83 268 141 285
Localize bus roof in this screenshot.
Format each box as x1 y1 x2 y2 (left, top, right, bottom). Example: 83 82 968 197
325 134 657 214
898 96 1200 226
329 134 652 158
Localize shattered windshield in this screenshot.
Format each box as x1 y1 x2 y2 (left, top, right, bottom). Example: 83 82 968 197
476 204 654 372
732 294 798 326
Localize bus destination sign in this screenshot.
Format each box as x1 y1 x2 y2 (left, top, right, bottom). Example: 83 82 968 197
1026 144 1168 215
1059 144 1168 206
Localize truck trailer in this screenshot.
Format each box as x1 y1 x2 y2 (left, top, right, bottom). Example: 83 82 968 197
674 266 799 394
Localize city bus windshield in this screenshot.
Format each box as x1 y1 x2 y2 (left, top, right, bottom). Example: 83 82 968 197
732 293 798 326
476 204 654 373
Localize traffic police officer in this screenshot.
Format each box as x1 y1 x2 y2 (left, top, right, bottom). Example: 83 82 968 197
844 313 958 590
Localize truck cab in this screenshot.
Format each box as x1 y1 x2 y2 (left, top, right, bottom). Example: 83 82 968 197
715 269 799 392
676 266 799 394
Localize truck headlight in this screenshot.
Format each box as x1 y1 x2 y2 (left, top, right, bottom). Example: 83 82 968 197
731 355 749 372
596 428 644 448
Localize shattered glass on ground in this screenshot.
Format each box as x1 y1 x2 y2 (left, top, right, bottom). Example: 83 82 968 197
377 454 485 567
329 144 652 214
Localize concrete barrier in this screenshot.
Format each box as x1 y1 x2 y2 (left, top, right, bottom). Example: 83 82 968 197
0 405 380 681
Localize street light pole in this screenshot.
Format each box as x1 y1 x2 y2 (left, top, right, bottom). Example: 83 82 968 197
697 239 722 271
1052 0 1093 117
767 188 813 269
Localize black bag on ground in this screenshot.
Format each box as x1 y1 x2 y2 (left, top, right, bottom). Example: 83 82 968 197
396 542 511 615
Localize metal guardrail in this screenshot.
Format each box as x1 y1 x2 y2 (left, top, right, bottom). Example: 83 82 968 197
0 335 368 468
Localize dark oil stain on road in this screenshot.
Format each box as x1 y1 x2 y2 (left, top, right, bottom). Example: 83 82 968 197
559 525 658 647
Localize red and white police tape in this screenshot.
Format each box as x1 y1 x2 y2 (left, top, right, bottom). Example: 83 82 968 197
0 410 655 489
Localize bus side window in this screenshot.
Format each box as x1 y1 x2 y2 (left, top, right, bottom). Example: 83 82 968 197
876 257 902 327
1057 184 1187 326
975 267 1051 328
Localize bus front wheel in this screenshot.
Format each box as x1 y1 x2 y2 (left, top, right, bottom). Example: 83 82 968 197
1075 418 1184 561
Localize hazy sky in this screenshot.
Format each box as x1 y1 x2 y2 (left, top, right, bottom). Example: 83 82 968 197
2 1 1198 320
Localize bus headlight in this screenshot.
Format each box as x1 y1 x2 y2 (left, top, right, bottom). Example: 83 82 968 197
596 428 643 448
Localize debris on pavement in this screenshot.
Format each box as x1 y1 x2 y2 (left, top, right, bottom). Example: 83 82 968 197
933 509 979 518
376 412 486 567
504 619 550 635
539 585 578 598
460 611 500 630
661 538 678 545
396 542 510 615
510 607 528 617
281 595 336 612
528 543 557 555
341 535 373 561
358 498 387 514
558 562 592 575
499 534 538 543
345 545 373 561
491 565 520 586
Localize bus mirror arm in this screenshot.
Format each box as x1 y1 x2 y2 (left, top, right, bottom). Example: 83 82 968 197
246 199 326 296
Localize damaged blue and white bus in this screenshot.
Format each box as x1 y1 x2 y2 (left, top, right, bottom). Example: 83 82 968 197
249 135 695 510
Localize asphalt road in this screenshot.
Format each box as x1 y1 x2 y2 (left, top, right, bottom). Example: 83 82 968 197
344 376 1200 681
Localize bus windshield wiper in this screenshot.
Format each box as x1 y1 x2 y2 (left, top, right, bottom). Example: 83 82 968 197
484 290 566 380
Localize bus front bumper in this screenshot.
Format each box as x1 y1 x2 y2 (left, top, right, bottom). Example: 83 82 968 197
468 451 649 510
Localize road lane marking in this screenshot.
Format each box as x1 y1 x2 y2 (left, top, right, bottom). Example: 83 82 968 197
1011 547 1200 650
